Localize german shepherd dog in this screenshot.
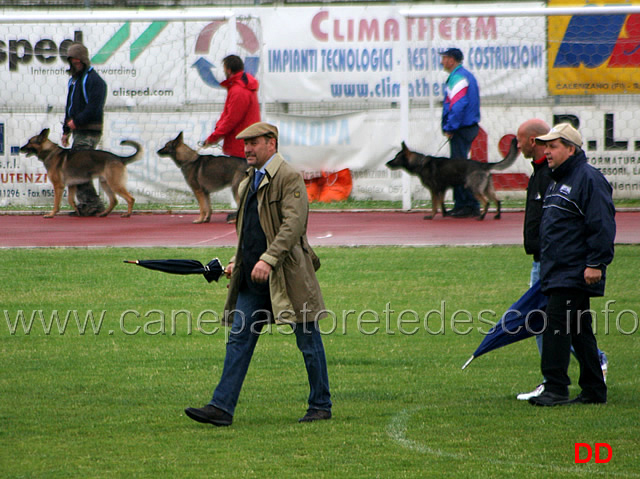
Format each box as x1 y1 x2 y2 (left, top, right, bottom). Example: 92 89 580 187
20 128 142 218
157 132 247 224
386 137 519 220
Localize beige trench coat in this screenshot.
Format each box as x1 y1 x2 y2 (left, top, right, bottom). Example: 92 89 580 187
223 152 326 325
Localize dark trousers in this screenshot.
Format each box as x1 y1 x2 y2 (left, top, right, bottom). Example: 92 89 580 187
450 124 480 212
541 289 607 401
72 131 105 216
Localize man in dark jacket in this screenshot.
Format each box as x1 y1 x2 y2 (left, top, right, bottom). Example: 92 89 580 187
514 119 552 400
528 123 615 407
204 55 261 158
62 42 107 216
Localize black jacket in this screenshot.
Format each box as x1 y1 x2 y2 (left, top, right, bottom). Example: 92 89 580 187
63 66 107 134
523 158 552 261
540 150 616 297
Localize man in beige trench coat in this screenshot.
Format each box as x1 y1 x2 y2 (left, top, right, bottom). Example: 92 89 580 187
185 122 332 426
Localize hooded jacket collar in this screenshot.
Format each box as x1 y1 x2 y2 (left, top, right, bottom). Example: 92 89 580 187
221 70 259 92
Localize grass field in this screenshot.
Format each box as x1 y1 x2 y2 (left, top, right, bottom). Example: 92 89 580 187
1 246 638 478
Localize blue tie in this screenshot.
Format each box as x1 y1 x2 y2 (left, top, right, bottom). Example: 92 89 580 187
253 170 264 191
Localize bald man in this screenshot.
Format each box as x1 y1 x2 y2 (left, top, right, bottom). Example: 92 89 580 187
517 119 552 285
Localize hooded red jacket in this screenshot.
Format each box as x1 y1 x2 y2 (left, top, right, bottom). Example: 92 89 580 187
206 70 260 158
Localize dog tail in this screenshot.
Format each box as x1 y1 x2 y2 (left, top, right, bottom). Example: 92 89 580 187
119 140 143 164
486 137 519 171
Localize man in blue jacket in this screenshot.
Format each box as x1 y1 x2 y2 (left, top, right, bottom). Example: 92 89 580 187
529 123 615 406
440 48 481 218
62 42 107 216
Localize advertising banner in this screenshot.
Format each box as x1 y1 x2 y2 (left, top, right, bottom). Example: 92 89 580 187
0 3 546 107
548 0 640 95
259 4 546 102
1 3 639 205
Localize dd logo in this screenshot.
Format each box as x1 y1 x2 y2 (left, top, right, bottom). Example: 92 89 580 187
574 443 612 464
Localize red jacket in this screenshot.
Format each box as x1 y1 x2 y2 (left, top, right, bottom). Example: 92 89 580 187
206 71 260 158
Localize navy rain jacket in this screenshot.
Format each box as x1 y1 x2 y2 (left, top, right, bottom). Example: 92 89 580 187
540 150 616 297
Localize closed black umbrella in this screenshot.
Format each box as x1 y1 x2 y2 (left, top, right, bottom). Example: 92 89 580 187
124 258 224 283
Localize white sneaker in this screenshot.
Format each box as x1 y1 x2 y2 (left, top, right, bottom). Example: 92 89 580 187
516 384 545 401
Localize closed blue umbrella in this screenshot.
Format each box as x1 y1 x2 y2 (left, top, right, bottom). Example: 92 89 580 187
124 258 224 283
461 280 548 369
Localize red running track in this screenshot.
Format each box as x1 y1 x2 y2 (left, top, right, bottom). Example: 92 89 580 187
0 211 638 248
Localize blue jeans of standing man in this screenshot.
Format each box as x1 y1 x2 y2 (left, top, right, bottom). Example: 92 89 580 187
209 289 332 416
449 124 480 212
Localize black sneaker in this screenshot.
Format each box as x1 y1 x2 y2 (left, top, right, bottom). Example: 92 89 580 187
185 405 233 426
528 391 570 407
298 409 332 423
567 394 607 405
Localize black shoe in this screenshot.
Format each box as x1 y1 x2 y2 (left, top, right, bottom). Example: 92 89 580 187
449 207 472 218
528 391 570 406
298 409 332 423
470 209 481 217
185 405 233 426
567 394 607 405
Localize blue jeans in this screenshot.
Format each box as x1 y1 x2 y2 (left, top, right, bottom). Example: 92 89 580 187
209 289 332 416
530 261 544 355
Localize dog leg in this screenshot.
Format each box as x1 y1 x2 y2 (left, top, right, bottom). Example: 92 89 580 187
112 187 135 217
99 180 118 217
423 199 435 220
485 182 501 220
437 193 448 218
430 193 439 219
202 193 212 223
478 197 489 221
494 199 502 220
45 183 65 218
424 191 440 220
120 191 135 218
106 170 135 217
192 189 210 224
110 183 135 217
423 197 434 220
67 185 80 216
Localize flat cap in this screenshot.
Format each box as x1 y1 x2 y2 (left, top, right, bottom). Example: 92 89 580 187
236 122 279 140
535 123 583 147
439 47 463 62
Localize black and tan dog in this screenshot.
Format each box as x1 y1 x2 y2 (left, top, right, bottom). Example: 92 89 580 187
157 132 247 224
20 128 142 218
386 137 519 220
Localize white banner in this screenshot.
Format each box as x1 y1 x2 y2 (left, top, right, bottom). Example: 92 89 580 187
259 4 546 102
0 4 545 107
1 4 639 204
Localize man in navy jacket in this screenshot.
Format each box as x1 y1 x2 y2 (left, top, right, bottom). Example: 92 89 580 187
62 42 107 216
529 123 615 407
